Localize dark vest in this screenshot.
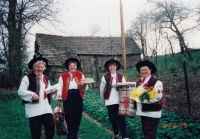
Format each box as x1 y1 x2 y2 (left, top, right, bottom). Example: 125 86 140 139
103 72 123 100
134 76 163 112
22 72 51 105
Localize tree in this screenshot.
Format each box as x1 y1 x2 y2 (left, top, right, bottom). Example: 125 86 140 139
126 12 149 59
0 0 56 88
150 0 200 60
89 25 101 36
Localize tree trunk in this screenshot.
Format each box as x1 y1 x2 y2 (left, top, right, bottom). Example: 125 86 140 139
166 34 174 57
140 26 146 59
7 0 21 88
172 23 193 60
94 56 100 82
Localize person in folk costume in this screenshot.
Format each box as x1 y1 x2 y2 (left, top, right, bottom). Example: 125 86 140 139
134 60 164 139
57 57 88 139
18 54 57 139
100 58 129 139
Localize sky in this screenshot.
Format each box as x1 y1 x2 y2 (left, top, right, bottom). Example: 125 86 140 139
27 0 200 54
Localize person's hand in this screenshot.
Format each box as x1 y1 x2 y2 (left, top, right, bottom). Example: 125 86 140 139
50 89 57 95
32 93 39 101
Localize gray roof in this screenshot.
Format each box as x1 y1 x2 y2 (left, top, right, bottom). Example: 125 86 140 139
36 33 141 54
36 33 141 66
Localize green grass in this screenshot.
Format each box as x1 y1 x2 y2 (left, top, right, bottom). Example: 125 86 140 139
0 93 111 139
147 50 200 73
83 90 200 139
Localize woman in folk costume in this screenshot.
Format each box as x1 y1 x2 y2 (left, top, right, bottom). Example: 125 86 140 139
57 57 88 139
18 54 57 139
134 60 164 139
100 59 129 139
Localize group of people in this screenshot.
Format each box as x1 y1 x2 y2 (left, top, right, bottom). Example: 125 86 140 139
18 54 164 139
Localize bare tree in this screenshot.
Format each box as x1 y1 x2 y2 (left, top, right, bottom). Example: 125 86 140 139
148 25 162 66
162 32 175 57
89 25 101 36
150 0 200 60
0 0 57 88
126 12 149 59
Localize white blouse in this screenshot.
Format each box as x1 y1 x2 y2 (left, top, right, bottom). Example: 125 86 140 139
18 74 56 118
100 73 126 106
136 75 163 118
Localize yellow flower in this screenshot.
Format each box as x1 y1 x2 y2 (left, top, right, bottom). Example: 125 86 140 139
130 92 140 100
148 89 158 99
130 87 144 102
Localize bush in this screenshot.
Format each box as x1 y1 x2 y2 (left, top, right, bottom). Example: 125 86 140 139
83 90 200 139
0 91 18 102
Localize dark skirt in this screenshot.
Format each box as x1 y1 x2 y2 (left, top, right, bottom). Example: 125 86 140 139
63 89 83 139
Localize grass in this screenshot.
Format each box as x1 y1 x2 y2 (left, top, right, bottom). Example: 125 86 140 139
0 92 111 139
147 50 200 73
83 90 200 139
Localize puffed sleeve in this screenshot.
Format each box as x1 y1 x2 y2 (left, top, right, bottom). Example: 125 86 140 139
18 76 35 102
100 76 106 101
56 76 63 100
147 80 163 104
47 80 57 100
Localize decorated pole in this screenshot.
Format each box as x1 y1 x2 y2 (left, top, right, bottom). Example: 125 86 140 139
120 0 127 80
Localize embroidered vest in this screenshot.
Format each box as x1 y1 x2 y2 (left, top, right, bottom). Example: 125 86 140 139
103 72 123 100
61 71 84 100
134 76 163 112
22 72 50 105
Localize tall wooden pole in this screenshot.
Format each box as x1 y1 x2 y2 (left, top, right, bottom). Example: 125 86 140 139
120 0 127 80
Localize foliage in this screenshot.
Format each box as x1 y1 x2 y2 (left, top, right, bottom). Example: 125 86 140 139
0 92 112 139
0 91 18 103
50 80 58 85
83 89 200 139
187 59 200 73
83 90 111 127
130 50 200 75
0 0 57 89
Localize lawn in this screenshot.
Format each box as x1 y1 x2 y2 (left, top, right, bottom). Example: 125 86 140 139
0 92 111 139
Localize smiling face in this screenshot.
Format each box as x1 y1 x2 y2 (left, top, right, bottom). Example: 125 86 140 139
68 62 77 72
140 66 151 78
33 61 46 76
108 63 117 74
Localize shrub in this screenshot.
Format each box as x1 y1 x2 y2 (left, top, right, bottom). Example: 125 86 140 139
83 90 200 139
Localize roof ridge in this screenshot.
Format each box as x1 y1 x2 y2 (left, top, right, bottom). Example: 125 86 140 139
35 33 135 39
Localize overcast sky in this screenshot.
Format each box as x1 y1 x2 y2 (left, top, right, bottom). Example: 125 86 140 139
27 0 200 53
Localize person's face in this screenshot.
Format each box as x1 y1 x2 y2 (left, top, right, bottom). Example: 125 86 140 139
140 66 151 78
109 64 117 74
33 63 45 76
69 63 77 72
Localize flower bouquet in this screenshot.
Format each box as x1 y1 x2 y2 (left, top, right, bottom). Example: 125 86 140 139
130 86 163 103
